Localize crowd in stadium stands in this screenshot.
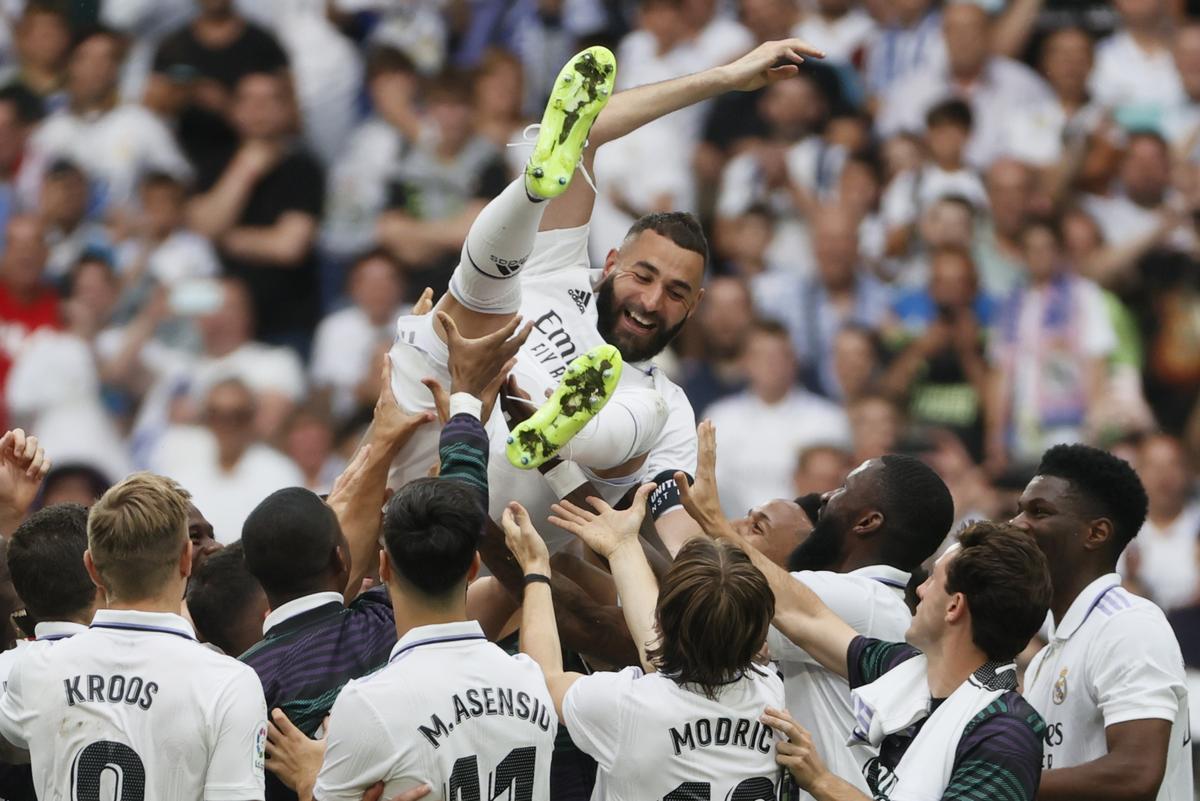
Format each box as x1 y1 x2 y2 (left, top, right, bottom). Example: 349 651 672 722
0 0 1195 798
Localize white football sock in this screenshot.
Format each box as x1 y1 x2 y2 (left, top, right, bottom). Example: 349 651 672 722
558 386 670 471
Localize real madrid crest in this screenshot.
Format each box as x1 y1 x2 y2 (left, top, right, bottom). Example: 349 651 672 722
1052 667 1069 705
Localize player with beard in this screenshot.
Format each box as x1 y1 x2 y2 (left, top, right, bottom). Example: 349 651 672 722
385 38 825 553
677 423 955 800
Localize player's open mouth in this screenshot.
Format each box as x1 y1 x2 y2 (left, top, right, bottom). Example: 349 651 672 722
622 309 657 334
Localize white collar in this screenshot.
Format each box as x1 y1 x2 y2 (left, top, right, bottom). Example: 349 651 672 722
262 591 344 636
91 609 196 641
34 621 88 641
848 565 912 591
1049 573 1122 642
389 620 486 663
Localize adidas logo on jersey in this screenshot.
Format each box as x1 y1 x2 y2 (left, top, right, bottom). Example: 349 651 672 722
568 289 591 313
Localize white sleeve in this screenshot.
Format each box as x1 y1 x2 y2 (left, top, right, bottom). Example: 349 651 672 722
313 683 400 801
204 667 268 801
0 654 32 751
768 573 879 665
1087 610 1184 728
560 667 638 770
641 382 698 480
520 225 592 278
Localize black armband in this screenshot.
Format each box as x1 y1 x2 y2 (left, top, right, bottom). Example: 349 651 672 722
648 470 693 520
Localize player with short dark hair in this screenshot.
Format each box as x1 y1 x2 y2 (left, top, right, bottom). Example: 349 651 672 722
0 472 269 801
1014 444 1191 801
186 542 267 658
4 503 96 635
506 490 786 801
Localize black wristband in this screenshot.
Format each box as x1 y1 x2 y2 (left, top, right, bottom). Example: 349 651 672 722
523 573 552 586
648 470 694 520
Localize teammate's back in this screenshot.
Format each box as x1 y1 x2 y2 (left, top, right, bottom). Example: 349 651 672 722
317 627 556 801
1 615 267 801
0 472 268 801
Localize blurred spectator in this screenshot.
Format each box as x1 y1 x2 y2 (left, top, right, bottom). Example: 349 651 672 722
310 249 406 424
1134 246 1200 437
188 70 323 352
973 158 1034 297
0 3 71 108
848 393 903 461
1089 0 1184 122
1003 26 1101 170
837 148 886 266
149 377 303 543
792 443 854 497
151 0 290 175
793 0 876 66
22 25 192 215
880 99 987 281
753 205 891 398
678 275 753 415
716 205 778 277
877 3 1054 170
709 320 851 518
716 71 841 272
376 70 506 298
132 277 305 459
830 323 883 403
115 171 221 310
986 218 1116 468
473 48 529 175
1082 131 1194 252
0 214 58 423
0 85 41 236
1164 24 1200 153
38 159 110 283
36 462 110 508
282 405 345 495
883 245 993 460
861 0 945 100
1123 433 1200 611
322 46 421 262
6 254 132 481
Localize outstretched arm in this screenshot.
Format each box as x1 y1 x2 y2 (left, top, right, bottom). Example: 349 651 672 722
549 484 660 671
677 421 856 678
502 503 585 718
541 38 824 231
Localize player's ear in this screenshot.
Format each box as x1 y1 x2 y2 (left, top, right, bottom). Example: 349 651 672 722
853 509 884 536
179 538 193 579
602 248 620 277
1084 517 1114 552
466 552 481 583
378 548 392 584
945 590 967 626
686 286 705 319
82 550 107 594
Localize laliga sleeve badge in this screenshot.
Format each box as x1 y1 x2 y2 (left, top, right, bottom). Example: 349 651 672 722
1052 668 1069 705
254 722 267 775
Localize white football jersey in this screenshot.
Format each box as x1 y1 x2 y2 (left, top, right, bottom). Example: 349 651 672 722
0 609 268 801
562 664 786 801
1025 574 1192 801
314 621 558 801
767 567 912 799
387 225 698 548
0 622 87 693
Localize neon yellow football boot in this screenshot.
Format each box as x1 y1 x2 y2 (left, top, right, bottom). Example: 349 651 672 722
506 344 623 470
525 46 617 200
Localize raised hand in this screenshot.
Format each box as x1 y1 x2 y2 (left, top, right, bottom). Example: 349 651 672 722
0 429 50 534
548 483 656 559
721 38 825 93
500 502 551 575
437 312 533 421
675 420 726 533
411 287 435 316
